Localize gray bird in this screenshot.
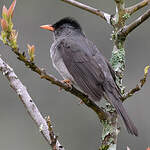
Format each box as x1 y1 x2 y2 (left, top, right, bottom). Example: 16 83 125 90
40 17 138 136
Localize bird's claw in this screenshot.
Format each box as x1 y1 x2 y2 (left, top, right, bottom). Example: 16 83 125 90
59 79 72 91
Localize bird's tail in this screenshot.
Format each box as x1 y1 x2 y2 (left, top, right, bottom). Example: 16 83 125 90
104 88 138 136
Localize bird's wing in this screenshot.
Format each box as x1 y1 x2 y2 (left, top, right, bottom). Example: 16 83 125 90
85 39 117 82
85 39 119 92
56 38 105 101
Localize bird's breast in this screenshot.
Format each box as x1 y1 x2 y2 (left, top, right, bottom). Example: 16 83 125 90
50 43 75 83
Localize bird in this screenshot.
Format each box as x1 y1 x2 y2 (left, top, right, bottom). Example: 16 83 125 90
40 17 138 136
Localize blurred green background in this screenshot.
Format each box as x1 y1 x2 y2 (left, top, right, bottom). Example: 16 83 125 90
0 0 150 149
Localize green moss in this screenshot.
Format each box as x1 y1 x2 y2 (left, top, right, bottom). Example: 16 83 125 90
102 120 114 141
122 13 130 20
110 47 125 72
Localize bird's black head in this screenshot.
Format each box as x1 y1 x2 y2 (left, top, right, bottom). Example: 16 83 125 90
52 17 82 31
40 17 84 39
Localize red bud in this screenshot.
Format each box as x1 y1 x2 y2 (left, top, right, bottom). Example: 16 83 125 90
1 18 8 31
7 0 16 18
2 5 8 17
27 44 35 61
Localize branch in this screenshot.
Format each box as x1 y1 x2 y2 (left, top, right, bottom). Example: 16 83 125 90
111 0 126 29
126 0 150 15
61 0 111 24
119 9 150 37
114 0 125 10
0 56 64 150
46 116 59 150
122 65 150 101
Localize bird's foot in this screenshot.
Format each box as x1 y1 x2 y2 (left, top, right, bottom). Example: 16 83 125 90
59 79 72 91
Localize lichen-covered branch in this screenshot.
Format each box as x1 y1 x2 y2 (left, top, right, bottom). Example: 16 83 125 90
119 9 150 37
98 1 127 150
126 0 150 15
61 0 111 24
0 56 64 150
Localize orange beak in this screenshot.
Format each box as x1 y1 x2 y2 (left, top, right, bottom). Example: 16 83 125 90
40 24 54 31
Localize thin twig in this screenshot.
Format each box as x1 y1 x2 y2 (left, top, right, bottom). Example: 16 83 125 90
122 66 150 101
126 0 150 15
0 56 64 150
46 116 58 150
122 85 141 101
119 9 150 37
61 0 111 24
